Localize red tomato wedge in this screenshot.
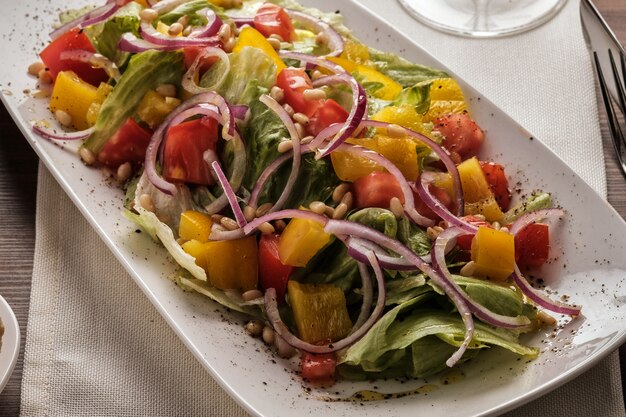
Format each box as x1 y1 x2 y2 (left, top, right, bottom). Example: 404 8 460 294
254 3 295 42
515 223 550 269
307 99 349 137
276 67 320 116
258 233 294 303
162 117 219 186
300 351 337 384
183 46 218 75
40 28 109 86
480 161 511 210
433 113 484 160
97 118 153 168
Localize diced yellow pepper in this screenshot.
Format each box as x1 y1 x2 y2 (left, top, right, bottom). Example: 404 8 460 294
136 90 181 129
340 39 370 64
328 56 402 100
179 210 213 243
182 236 258 291
471 226 515 281
234 27 285 72
330 134 420 182
371 104 427 135
457 157 504 222
278 217 331 267
288 281 352 344
422 78 468 122
49 71 98 130
208 0 241 7
85 82 113 126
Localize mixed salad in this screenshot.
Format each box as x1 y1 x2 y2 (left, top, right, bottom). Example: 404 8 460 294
30 0 581 385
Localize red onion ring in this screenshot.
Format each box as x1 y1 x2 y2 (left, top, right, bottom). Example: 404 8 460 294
181 46 230 95
139 9 222 47
59 50 121 81
211 161 247 227
512 265 581 316
264 248 386 354
285 9 344 57
257 95 302 213
346 236 418 271
50 2 121 40
119 32 221 53
353 259 375 331
278 51 347 75
187 8 223 38
32 124 94 141
509 208 565 235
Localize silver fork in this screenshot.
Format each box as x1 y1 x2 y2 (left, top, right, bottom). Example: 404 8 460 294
593 49 626 179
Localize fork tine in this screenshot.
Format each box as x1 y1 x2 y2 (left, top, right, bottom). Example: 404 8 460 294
594 51 626 178
609 49 626 122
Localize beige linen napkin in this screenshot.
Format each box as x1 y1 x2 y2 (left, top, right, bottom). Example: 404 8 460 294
20 0 625 416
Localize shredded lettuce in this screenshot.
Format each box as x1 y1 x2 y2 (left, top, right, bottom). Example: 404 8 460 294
502 191 553 224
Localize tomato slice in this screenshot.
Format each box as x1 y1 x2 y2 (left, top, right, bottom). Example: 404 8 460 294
433 113 484 160
183 46 218 75
258 233 294 303
40 28 109 86
456 215 492 251
515 223 550 269
353 171 402 209
162 117 218 185
276 68 320 116
97 118 153 168
307 99 349 137
253 3 295 42
300 351 337 384
480 161 511 211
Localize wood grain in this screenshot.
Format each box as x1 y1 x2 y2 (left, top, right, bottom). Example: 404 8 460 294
0 1 625 415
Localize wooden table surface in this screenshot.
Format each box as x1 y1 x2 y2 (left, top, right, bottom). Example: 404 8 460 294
1 1 626 415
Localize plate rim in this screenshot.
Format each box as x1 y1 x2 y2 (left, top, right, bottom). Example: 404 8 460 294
0 294 20 394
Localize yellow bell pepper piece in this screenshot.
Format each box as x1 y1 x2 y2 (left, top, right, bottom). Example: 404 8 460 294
182 236 258 291
328 56 402 100
85 82 113 126
288 281 352 344
423 78 468 122
49 71 98 130
371 104 427 135
179 210 213 243
340 39 370 64
136 90 181 129
234 27 285 72
330 134 420 182
471 226 515 281
457 157 504 222
278 217 331 267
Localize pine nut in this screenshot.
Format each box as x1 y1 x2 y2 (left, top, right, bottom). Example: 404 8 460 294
168 22 183 36
537 311 557 327
156 83 176 97
300 135 314 145
315 31 329 46
245 320 263 337
274 333 296 358
182 26 193 36
139 8 158 22
32 89 51 99
332 202 348 219
492 221 501 230
332 183 350 202
38 69 52 84
273 219 286 231
258 222 275 234
474 214 486 221
340 191 353 210
277 140 293 153
177 14 189 28
294 122 305 138
282 103 294 116
243 205 256 222
292 112 309 125
459 261 475 277
262 326 275 345
220 217 239 230
164 96 180 106
270 86 284 102
500 226 510 234
390 197 404 218
267 37 281 50
303 88 326 101
54 109 72 127
218 23 232 43
139 193 156 212
210 214 224 223
311 70 324 80
309 201 327 214
242 289 263 301
79 147 96 165
268 34 284 42
386 123 406 138
28 61 45 76
223 37 236 52
116 162 132 182
255 203 273 217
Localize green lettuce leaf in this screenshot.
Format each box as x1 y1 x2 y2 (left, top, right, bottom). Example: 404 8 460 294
368 49 449 87
83 50 184 154
159 0 220 26
347 208 398 237
502 191 552 224
397 216 431 256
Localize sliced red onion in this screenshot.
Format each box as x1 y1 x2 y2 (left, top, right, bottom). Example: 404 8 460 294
208 226 246 241
257 95 302 213
346 237 418 271
353 260 374 331
59 50 121 81
311 73 367 158
229 104 249 121
187 8 223 38
308 121 343 150
431 227 532 329
169 103 220 127
509 208 565 235
512 265 581 316
204 130 246 214
230 17 254 28
415 172 477 233
139 10 222 47
336 143 434 227
32 123 94 141
278 51 346 74
119 32 220 53
210 161 246 227
360 120 464 217
264 249 386 354
181 46 230 95
50 2 120 40
151 0 189 15
285 9 344 57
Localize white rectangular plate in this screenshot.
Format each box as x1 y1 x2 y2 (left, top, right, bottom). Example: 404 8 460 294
2 1 626 416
